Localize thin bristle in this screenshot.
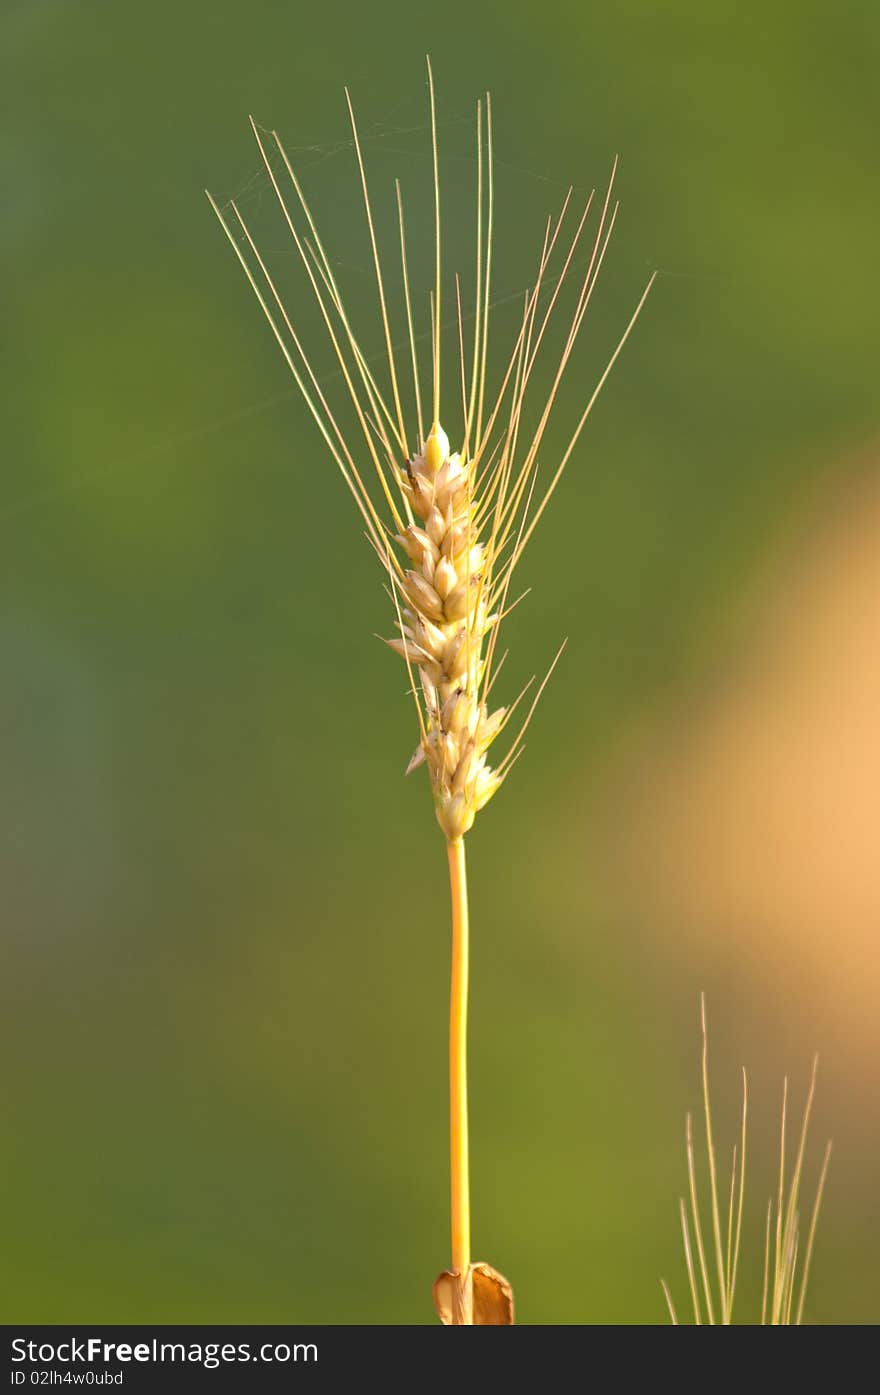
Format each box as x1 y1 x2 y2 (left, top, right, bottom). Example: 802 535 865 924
700 995 728 1321
427 56 441 429
730 1067 747 1307
761 1196 772 1325
465 97 484 455
679 1197 702 1325
344 88 409 456
661 1278 679 1326
685 1109 716 1324
475 91 493 447
796 1140 832 1324
782 1056 820 1264
396 179 425 448
455 275 469 447
725 1143 737 1314
774 1076 789 1316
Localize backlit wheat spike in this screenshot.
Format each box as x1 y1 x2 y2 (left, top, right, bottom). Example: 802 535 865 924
210 56 652 1327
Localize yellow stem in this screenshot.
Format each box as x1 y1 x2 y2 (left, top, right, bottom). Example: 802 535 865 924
446 836 472 1324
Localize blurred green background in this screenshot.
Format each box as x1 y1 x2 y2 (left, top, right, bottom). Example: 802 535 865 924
3 0 878 1323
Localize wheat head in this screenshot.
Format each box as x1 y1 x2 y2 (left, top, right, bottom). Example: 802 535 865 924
208 63 652 845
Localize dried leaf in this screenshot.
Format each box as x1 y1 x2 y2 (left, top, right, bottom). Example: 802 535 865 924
432 1262 514 1325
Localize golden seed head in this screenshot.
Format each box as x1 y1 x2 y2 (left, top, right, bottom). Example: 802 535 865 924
390 421 512 838
213 81 650 845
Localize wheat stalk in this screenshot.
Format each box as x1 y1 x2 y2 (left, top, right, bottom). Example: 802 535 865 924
662 995 832 1326
208 57 653 1325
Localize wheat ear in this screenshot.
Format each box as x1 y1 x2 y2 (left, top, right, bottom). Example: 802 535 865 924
209 56 653 1324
